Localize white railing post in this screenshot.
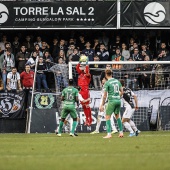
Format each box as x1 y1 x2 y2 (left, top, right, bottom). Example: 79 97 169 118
69 62 73 79
26 56 39 133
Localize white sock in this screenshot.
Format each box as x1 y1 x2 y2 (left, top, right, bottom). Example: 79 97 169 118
129 120 137 132
110 114 117 131
69 118 73 132
96 115 102 131
123 122 134 133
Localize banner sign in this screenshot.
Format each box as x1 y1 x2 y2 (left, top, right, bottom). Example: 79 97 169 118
0 1 117 28
34 93 57 109
0 91 25 119
121 1 170 27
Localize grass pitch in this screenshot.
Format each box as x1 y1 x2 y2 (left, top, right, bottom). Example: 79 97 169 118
0 132 170 170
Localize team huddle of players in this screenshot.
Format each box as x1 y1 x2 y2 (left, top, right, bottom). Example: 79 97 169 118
57 55 140 138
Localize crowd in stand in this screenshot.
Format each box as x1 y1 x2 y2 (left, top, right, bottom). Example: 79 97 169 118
0 30 170 93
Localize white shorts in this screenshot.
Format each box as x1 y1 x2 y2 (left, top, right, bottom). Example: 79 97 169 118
123 105 135 119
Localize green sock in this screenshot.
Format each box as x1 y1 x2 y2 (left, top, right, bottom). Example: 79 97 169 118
58 121 64 134
117 118 123 132
71 121 77 134
106 120 111 133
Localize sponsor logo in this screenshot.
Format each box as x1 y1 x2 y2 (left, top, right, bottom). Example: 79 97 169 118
0 3 9 24
144 2 166 25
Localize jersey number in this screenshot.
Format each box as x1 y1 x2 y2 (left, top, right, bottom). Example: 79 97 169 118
113 84 119 93
66 93 74 100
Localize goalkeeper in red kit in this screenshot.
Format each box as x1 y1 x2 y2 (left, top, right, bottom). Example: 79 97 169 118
76 55 92 126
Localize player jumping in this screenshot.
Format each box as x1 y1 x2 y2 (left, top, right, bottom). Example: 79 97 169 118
76 55 92 126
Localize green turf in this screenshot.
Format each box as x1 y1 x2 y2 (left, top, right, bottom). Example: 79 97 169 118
0 132 170 170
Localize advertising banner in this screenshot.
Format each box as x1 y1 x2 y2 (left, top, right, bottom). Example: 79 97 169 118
121 1 170 27
0 1 117 28
0 91 26 119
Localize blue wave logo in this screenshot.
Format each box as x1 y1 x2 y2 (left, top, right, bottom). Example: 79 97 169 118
144 2 166 25
0 3 9 24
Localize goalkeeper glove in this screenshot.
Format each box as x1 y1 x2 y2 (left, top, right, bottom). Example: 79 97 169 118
86 58 89 65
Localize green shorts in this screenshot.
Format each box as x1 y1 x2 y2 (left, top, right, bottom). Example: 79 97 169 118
106 100 121 115
61 105 77 119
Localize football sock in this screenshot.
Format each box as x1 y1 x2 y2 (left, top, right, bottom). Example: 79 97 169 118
129 120 137 132
83 106 89 122
88 107 92 124
117 118 123 132
96 115 102 131
123 122 134 133
110 114 117 131
58 121 64 134
69 118 73 132
71 121 77 134
106 120 111 133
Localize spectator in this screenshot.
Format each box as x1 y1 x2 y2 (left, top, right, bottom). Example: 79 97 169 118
57 39 67 54
158 42 169 55
141 55 152 89
57 49 66 63
36 57 49 92
34 44 43 57
12 35 20 57
34 36 42 48
109 35 121 57
92 38 100 53
157 50 170 87
129 37 135 52
16 45 30 73
82 41 95 61
43 50 53 70
0 35 10 51
77 35 86 52
1 47 15 89
96 43 109 62
90 54 102 89
41 41 50 54
98 31 109 50
130 42 139 56
51 37 59 60
130 47 143 61
6 67 22 92
23 35 34 53
141 44 152 60
71 48 80 62
112 48 124 69
123 58 137 90
67 43 75 62
26 51 38 70
43 50 54 88
50 57 68 92
20 64 34 109
121 43 130 61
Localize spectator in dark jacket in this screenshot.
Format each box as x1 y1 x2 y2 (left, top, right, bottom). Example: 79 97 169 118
90 54 102 89
16 45 30 73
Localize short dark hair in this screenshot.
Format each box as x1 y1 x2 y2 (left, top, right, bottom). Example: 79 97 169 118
11 67 17 70
69 79 74 85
